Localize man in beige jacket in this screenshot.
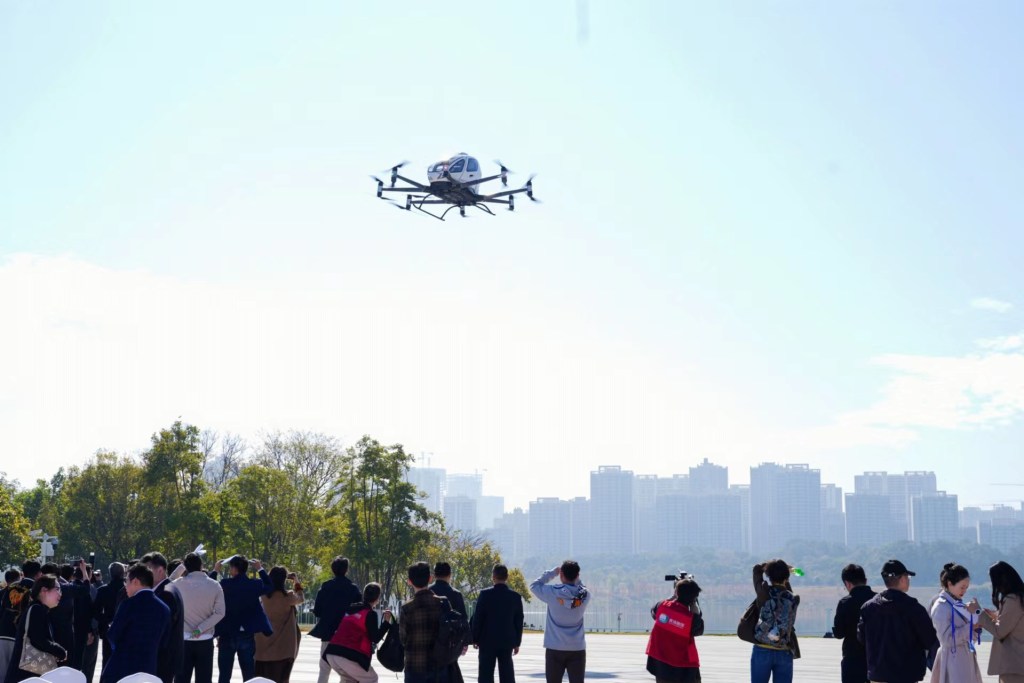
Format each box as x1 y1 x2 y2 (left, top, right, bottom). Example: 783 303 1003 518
172 552 226 683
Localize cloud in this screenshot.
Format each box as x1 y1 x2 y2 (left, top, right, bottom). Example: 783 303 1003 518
796 344 1024 454
970 297 1013 313
977 334 1024 352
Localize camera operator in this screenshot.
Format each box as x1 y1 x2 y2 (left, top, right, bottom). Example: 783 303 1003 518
645 575 703 683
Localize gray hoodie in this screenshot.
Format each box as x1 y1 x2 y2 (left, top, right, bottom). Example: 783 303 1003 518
530 567 590 651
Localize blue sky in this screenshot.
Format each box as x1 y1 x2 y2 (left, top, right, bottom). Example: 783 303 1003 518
2 1 1023 509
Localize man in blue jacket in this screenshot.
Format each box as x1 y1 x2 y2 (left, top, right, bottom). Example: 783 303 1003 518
309 556 361 683
530 560 589 683
858 559 938 683
213 555 273 683
99 564 171 683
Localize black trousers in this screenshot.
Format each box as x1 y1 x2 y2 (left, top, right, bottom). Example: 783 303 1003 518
478 648 514 683
544 649 585 683
177 639 215 683
840 656 868 683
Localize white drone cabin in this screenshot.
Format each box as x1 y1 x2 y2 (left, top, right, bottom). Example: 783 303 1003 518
427 154 482 192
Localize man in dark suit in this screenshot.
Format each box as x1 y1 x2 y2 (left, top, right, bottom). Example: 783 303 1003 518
99 563 171 683
471 565 524 683
430 562 468 683
95 562 126 669
309 556 361 683
213 555 272 683
144 553 185 683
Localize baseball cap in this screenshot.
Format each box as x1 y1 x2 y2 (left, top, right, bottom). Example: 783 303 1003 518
881 559 916 578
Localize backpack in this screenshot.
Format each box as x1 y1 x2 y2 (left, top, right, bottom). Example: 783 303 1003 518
5 583 30 612
376 623 404 672
432 598 470 667
754 587 796 649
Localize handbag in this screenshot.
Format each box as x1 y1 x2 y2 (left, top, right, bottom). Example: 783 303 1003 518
737 599 758 643
376 621 405 672
18 607 60 675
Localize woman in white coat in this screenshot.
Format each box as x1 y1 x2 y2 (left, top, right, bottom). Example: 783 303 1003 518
930 562 983 683
979 561 1024 683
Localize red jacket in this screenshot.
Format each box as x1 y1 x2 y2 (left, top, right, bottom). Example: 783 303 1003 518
330 607 372 657
646 600 699 668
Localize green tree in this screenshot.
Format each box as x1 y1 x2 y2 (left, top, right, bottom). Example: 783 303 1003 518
220 464 326 574
428 532 504 601
142 421 209 549
56 453 153 563
0 474 35 567
339 436 439 602
507 568 531 603
14 469 66 534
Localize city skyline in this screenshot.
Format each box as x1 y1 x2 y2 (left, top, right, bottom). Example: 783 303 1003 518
2 3 1023 512
408 459 1024 565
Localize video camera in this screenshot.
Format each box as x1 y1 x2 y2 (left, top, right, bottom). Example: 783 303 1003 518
664 570 694 582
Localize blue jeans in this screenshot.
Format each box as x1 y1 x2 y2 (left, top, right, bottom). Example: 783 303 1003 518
750 645 793 683
217 633 256 683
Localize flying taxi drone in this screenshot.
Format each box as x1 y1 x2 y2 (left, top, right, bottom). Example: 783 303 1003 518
372 154 539 220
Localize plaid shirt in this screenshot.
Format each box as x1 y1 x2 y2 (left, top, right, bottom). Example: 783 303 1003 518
399 590 444 673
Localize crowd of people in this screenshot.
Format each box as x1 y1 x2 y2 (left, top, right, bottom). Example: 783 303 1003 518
3 552 1024 683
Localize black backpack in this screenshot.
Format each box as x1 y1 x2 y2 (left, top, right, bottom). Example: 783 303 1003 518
432 598 470 667
376 623 405 672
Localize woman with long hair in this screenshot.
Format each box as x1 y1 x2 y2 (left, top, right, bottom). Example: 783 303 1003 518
929 562 983 683
645 577 703 683
324 582 393 683
4 575 67 683
979 561 1024 682
254 566 304 683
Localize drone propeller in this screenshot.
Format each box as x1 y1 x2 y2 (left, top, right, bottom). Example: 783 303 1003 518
525 174 540 202
494 160 514 187
383 161 410 188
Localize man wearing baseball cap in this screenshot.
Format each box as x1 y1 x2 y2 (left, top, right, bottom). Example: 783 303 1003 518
857 560 938 683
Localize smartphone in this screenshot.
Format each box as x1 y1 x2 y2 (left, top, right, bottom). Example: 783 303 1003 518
89 552 96 568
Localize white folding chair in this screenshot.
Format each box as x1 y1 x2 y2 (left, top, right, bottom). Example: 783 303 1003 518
42 667 87 683
244 678 277 683
115 674 163 683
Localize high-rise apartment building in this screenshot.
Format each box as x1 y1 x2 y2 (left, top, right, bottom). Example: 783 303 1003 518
750 463 822 554
845 493 898 548
821 484 846 546
634 474 660 554
447 473 483 499
689 458 728 494
730 484 752 553
443 495 478 534
490 508 529 564
569 496 591 556
853 471 937 541
590 466 635 554
529 497 571 559
656 493 743 552
478 495 505 530
912 492 958 543
406 466 447 514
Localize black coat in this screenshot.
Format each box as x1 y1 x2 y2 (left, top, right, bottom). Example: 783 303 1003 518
154 579 185 683
309 575 361 641
429 580 467 617
50 579 76 654
470 583 524 651
833 585 876 659
858 589 938 683
95 577 125 638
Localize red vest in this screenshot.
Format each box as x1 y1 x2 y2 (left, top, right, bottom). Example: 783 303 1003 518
329 608 372 657
645 600 699 668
